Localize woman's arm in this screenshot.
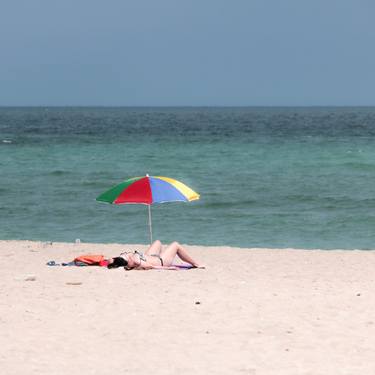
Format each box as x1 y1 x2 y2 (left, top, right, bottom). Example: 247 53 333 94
134 260 155 270
130 256 188 271
151 265 180 270
132 261 179 271
141 263 180 270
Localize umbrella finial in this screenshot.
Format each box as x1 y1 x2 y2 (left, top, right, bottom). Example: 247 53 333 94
146 173 149 177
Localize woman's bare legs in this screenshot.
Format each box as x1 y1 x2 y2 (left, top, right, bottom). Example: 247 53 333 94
160 242 201 267
145 240 163 255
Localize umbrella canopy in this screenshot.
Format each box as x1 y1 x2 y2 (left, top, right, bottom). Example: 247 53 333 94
96 175 199 243
96 175 199 205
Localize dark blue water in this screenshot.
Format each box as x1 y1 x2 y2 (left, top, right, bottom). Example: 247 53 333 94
1 107 375 249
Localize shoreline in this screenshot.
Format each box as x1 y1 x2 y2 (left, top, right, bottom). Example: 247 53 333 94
2 239 374 252
1 240 375 374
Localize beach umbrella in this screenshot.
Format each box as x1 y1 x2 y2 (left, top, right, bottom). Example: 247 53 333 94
96 175 200 244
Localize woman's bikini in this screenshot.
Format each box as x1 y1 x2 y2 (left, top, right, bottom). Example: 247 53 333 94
120 250 164 267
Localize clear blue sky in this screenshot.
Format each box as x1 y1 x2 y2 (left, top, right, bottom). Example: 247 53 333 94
1 0 374 106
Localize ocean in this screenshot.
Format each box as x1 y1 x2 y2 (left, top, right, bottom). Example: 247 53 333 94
1 107 375 249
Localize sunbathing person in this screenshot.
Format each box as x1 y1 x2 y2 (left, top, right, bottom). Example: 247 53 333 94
107 240 204 270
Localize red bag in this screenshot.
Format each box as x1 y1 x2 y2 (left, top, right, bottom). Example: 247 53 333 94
74 254 108 266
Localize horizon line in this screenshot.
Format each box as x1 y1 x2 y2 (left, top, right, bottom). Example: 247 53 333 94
1 105 375 108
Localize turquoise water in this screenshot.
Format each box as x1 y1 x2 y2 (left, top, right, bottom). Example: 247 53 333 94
1 107 375 249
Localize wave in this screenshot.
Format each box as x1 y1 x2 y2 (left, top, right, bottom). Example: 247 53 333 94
48 170 73 176
341 162 375 171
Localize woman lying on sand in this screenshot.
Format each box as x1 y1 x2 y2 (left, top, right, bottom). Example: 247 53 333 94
107 240 204 270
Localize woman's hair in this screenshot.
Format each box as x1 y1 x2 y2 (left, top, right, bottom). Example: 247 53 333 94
107 256 128 269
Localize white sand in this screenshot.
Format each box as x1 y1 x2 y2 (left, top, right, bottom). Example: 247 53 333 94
1 240 375 375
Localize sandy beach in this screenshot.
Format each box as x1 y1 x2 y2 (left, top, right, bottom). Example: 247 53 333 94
1 240 375 375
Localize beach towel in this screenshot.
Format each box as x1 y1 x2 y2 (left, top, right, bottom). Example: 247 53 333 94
46 254 109 267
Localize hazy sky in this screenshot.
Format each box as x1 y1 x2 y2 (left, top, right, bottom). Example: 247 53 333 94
1 0 374 106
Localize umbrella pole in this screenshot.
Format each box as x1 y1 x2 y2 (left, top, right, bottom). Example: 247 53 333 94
148 204 153 245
